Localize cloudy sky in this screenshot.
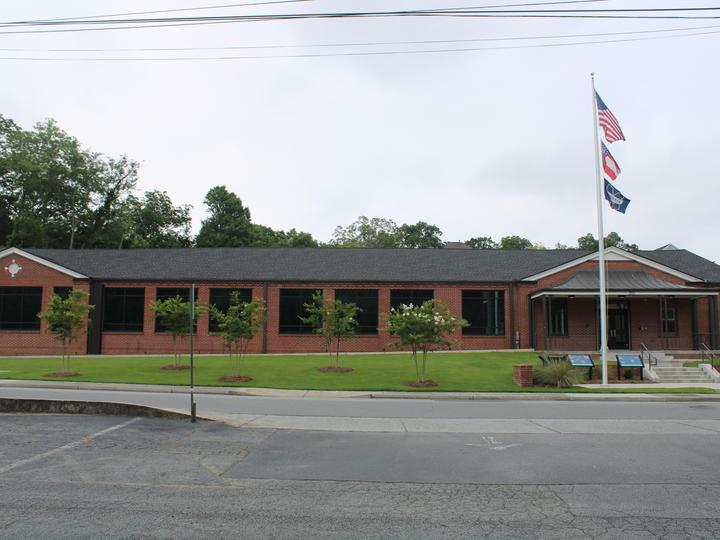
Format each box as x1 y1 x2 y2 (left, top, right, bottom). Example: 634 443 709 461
2 1 719 261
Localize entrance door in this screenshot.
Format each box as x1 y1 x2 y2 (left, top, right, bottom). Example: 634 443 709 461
607 305 630 350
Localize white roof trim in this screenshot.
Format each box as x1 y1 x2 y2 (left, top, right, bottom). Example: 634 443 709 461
0 247 88 279
522 247 702 283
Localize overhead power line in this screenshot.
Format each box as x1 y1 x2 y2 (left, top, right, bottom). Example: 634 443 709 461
2 24 718 53
2 5 720 29
0 25 717 61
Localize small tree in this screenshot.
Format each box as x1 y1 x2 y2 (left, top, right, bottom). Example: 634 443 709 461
387 300 467 385
150 295 206 367
38 289 94 375
300 292 360 372
210 293 266 381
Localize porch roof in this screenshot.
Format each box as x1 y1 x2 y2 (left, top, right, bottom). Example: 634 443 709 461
531 270 717 299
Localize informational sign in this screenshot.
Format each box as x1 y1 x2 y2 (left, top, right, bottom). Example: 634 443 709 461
616 354 644 368
567 354 595 367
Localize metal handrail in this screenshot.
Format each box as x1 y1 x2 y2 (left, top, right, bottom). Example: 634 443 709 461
640 343 658 369
700 343 718 364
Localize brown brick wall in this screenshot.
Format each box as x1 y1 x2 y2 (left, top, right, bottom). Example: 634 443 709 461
0 253 89 356
1 252 718 356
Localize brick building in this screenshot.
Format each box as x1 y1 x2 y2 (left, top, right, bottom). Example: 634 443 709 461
1 245 718 356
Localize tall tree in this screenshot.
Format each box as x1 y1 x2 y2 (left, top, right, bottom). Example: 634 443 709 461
330 216 398 248
0 115 141 249
195 185 254 247
396 221 444 248
577 232 638 251
465 236 497 249
498 235 534 250
124 191 192 248
195 185 318 247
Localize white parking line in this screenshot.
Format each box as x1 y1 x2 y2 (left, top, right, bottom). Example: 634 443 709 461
0 417 142 474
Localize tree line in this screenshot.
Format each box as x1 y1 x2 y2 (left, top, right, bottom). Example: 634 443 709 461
0 115 639 251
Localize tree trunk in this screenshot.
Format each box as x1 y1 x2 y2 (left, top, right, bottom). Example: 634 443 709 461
335 337 341 368
412 346 419 381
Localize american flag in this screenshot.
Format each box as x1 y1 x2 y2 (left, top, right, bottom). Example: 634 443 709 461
595 91 625 143
601 142 621 180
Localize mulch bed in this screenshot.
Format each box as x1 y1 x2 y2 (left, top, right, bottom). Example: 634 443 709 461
404 379 439 388
316 366 354 373
160 364 191 371
44 371 81 378
217 375 253 383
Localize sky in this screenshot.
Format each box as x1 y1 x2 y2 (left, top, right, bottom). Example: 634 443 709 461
2 1 719 262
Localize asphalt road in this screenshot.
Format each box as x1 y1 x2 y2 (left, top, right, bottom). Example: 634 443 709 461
1 398 720 538
3 386 720 420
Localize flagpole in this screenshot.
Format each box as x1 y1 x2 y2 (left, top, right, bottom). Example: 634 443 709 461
591 73 609 385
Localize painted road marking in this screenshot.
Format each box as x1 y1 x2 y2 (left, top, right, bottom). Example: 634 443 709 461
0 417 142 474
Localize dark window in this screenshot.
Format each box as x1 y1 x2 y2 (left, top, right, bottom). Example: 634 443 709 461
390 289 434 310
661 301 677 334
155 287 199 333
335 289 378 335
0 287 42 331
103 288 145 332
209 288 252 332
462 290 505 336
548 298 568 336
279 289 319 334
53 287 73 300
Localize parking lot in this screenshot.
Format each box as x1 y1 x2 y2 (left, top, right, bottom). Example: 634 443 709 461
2 410 720 539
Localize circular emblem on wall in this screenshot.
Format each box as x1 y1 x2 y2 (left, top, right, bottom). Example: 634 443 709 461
4 259 22 278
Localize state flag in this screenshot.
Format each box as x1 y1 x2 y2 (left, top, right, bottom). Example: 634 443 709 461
604 179 631 214
601 142 621 180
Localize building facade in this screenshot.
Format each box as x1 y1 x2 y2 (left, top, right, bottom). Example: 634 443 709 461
1 246 718 356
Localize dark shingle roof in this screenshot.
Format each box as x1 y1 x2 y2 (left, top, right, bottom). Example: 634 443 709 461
553 270 699 291
637 249 720 283
18 247 720 283
24 247 587 282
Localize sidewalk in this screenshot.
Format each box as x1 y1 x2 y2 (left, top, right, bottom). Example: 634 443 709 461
1 378 719 401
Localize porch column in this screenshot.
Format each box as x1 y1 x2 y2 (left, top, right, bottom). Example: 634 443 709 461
710 295 719 350
542 296 548 351
691 298 699 350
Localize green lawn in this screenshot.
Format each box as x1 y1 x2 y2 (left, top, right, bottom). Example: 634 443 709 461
0 352 715 394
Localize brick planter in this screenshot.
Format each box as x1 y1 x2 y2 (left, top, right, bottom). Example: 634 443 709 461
513 364 534 387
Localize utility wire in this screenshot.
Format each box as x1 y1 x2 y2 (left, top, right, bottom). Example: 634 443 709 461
15 0 315 24
2 24 717 52
3 5 720 28
0 25 716 61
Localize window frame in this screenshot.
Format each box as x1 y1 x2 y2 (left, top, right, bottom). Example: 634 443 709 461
390 289 434 311
548 297 569 337
0 286 43 331
154 287 199 333
335 289 379 335
103 287 146 333
461 290 505 337
208 288 253 333
278 288 320 335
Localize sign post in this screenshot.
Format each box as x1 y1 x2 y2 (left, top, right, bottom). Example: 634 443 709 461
189 283 196 423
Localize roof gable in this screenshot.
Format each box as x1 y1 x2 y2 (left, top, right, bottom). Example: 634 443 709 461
0 247 88 279
521 247 704 283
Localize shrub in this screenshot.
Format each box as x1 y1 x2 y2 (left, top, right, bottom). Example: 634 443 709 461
623 367 633 380
533 361 587 388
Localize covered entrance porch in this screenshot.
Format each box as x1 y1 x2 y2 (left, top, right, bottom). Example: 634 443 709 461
530 270 719 352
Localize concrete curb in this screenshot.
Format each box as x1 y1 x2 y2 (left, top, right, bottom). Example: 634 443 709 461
0 397 207 420
1 379 719 401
